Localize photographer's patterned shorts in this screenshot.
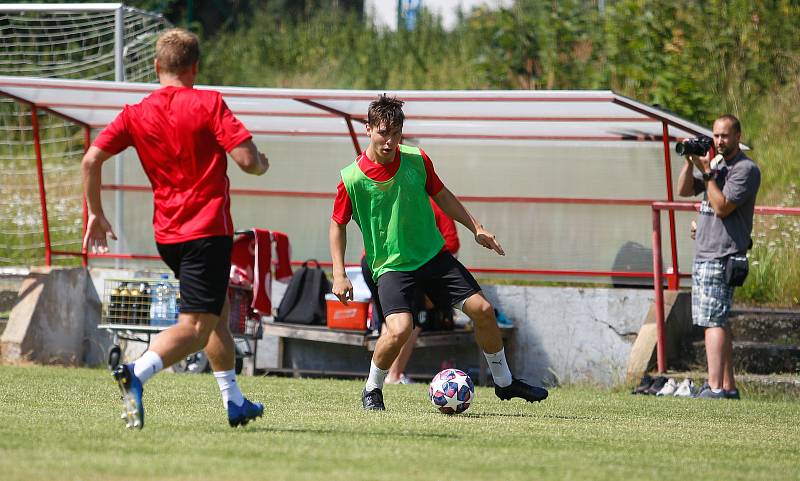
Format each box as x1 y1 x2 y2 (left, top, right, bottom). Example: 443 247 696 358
692 259 734 328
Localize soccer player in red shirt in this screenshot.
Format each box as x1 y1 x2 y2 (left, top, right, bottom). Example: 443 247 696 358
81 28 269 429
330 95 548 410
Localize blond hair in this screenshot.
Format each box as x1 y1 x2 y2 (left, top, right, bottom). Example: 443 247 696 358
155 28 200 74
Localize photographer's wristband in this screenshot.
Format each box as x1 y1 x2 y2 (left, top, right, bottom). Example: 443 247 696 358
702 170 716 182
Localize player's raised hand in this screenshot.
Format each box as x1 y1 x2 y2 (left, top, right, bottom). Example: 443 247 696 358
475 227 505 256
332 275 353 305
83 213 117 254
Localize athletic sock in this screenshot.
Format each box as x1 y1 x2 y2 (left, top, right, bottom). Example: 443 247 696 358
214 369 245 408
132 350 163 384
484 348 513 388
365 360 389 392
711 387 723 394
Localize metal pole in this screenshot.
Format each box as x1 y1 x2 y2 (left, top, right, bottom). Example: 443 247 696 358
661 121 680 289
114 6 125 82
651 206 666 373
31 105 52 266
114 5 125 266
346 117 362 155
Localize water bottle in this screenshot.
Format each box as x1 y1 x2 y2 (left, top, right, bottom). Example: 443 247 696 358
150 274 176 326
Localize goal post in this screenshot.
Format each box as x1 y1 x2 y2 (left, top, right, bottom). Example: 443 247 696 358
0 3 171 267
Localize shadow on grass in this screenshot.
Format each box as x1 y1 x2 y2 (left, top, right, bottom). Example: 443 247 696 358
232 425 462 439
464 412 604 421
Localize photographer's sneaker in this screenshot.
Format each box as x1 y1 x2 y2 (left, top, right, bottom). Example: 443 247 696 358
724 389 741 400
695 382 725 399
673 378 695 398
656 378 678 397
362 388 385 411
112 364 144 430
495 378 548 403
227 398 264 427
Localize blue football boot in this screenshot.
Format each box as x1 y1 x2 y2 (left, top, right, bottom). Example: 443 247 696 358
227 398 264 427
112 364 144 429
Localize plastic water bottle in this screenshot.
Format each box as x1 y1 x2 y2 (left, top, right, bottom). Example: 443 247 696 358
150 274 176 326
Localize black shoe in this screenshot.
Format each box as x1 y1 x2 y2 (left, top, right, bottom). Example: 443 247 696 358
362 388 385 411
494 378 548 403
724 389 741 400
645 376 669 395
632 374 654 395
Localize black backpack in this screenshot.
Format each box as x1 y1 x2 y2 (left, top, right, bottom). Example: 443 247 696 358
275 260 331 325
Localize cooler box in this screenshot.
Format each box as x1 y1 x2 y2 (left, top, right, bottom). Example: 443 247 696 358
325 293 370 330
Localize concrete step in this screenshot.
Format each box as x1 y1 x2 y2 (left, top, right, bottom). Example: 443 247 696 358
690 340 800 375
729 308 800 345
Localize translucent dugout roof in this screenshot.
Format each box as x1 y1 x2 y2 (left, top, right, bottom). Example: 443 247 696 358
0 76 715 146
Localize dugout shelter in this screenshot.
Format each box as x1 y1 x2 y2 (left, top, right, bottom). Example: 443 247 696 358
0 76 722 288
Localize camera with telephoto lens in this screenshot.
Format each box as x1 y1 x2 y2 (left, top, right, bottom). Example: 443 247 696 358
675 136 712 156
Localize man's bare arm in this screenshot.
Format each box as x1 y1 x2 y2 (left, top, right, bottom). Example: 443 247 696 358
328 219 353 304
230 139 269 175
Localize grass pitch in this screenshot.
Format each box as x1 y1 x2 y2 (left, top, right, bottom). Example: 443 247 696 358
1 365 798 481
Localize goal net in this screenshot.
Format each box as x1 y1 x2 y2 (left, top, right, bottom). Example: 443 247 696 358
0 4 170 266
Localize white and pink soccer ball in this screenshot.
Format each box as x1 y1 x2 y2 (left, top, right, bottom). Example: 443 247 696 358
428 368 475 414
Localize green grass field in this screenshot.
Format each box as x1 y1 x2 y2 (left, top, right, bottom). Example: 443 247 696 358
1 365 798 481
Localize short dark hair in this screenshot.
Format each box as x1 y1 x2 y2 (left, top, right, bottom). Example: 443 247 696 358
716 114 741 134
367 95 405 130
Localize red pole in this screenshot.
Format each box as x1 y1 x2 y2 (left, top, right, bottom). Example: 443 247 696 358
661 121 680 289
651 206 666 373
30 105 52 266
345 117 362 155
82 126 91 267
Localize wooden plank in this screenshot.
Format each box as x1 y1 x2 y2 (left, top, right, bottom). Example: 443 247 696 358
263 322 368 347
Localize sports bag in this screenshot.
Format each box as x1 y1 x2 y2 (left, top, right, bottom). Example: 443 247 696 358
275 260 331 325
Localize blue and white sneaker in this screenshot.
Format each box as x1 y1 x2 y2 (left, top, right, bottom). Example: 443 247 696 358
227 398 264 427
112 364 144 429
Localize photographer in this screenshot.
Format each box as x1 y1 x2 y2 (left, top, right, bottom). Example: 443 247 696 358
677 114 760 400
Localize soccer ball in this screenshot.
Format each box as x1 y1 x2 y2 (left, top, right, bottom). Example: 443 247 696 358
428 368 475 414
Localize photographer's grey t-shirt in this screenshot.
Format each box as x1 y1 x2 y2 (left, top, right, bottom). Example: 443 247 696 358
692 151 761 261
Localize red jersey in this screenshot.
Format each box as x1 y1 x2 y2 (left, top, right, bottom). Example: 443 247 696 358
331 147 444 224
93 86 252 244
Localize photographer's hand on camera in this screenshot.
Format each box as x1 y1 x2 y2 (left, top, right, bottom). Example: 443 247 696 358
687 152 714 180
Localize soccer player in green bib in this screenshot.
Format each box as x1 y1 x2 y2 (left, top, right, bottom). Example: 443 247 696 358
329 95 548 410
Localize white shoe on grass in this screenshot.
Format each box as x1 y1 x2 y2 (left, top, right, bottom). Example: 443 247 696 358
673 378 695 397
656 378 678 396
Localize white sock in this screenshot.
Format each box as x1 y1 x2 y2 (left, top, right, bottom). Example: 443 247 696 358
365 360 389 392
214 369 244 408
132 351 163 384
484 348 513 388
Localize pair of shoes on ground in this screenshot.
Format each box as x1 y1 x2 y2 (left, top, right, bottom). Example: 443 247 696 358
694 382 740 400
655 378 697 397
112 364 264 429
385 374 414 385
632 375 670 395
633 375 695 397
362 378 549 411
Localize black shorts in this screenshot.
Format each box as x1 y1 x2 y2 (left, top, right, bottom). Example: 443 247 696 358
376 251 481 320
156 236 232 316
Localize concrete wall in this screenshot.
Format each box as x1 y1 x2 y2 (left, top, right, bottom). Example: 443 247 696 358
482 285 655 386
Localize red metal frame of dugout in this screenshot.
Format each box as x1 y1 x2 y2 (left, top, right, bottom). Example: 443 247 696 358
0 84 703 288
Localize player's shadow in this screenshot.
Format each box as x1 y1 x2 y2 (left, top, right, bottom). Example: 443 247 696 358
464 412 602 421
233 426 464 439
